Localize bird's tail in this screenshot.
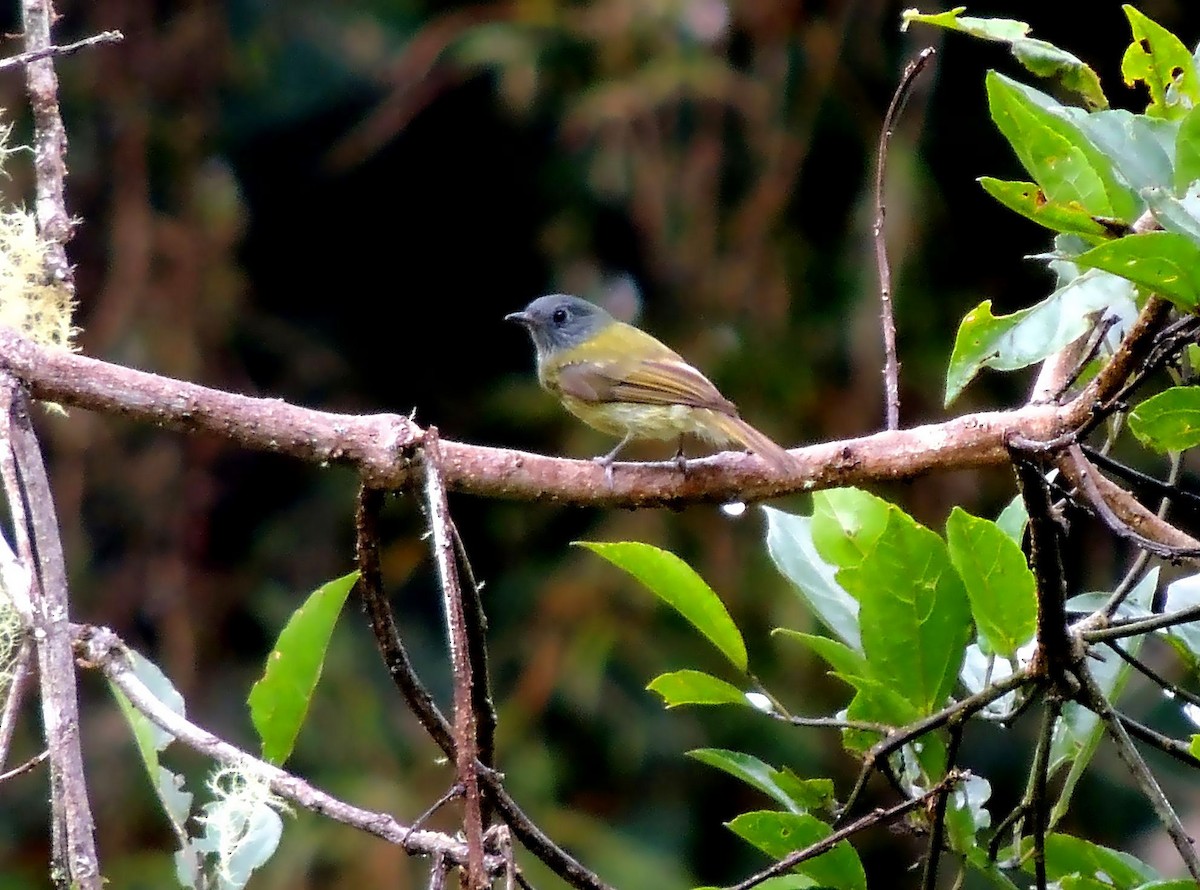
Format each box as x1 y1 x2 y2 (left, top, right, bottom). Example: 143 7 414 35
703 411 796 474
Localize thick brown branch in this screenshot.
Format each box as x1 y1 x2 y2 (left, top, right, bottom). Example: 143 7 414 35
0 328 1085 505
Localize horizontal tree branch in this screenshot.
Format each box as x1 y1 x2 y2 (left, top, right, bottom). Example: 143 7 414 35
0 328 1090 506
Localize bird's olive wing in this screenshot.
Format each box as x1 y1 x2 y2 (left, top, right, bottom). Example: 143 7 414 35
556 358 737 414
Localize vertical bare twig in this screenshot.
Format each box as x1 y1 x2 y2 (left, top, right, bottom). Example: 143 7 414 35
354 485 615 890
21 0 76 288
1 377 99 888
423 428 486 890
874 47 935 431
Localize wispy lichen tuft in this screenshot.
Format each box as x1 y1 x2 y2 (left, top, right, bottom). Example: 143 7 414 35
0 118 76 350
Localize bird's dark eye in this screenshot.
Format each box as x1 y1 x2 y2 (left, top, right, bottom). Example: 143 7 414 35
551 307 569 325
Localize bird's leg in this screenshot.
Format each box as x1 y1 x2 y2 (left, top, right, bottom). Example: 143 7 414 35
673 437 689 475
594 431 633 488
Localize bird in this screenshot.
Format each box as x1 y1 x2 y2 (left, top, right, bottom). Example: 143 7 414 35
506 294 795 482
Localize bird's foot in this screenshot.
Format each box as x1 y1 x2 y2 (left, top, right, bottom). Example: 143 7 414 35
673 444 689 475
593 455 616 488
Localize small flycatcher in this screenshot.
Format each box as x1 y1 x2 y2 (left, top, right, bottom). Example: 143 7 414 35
507 294 795 479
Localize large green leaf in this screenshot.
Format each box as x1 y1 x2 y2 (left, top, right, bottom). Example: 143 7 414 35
727 811 867 890
978 178 1114 241
1129 386 1200 451
688 749 832 815
1040 832 1159 887
763 506 861 651
1143 186 1200 242
1075 231 1200 310
647 669 747 708
809 488 890 571
901 9 1106 109
944 269 1135 405
946 508 1037 658
987 72 1113 215
248 571 358 765
579 541 747 671
838 510 972 714
1122 5 1200 121
1175 106 1200 193
773 630 868 678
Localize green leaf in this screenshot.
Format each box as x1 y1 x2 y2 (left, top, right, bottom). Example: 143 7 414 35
810 488 891 571
579 541 748 671
1130 386 1200 451
901 9 1105 108
1176 106 1200 193
688 749 832 815
1162 573 1200 660
945 773 993 854
110 650 194 829
773 630 868 678
647 669 747 708
978 178 1114 240
946 508 1037 658
727 811 867 890
995 495 1029 543
1075 231 1200 310
1042 832 1159 886
944 270 1136 405
843 509 972 714
1074 110 1177 196
248 571 358 765
987 72 1113 215
1122 5 1200 121
1143 185 1200 242
763 506 861 651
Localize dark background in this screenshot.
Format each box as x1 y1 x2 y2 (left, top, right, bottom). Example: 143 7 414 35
1 1 1199 887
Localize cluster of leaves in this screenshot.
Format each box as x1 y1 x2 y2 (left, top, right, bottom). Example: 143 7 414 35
578 7 1200 888
901 6 1200 413
113 573 357 889
586 489 1199 889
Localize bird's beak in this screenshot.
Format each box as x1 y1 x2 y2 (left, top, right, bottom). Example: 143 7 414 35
505 311 532 326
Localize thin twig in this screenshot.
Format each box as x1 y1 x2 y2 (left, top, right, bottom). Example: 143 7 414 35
837 670 1030 824
0 747 47 782
354 486 615 890
874 47 935 431
0 641 33 770
1117 712 1200 770
0 30 123 71
1082 602 1200 643
422 429 486 890
450 518 497 773
1106 641 1200 710
1028 702 1060 890
725 770 965 890
1063 445 1200 560
74 623 505 872
919 726 961 890
1076 666 1200 878
1082 447 1200 516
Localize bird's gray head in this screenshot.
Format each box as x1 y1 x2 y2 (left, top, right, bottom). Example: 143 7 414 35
505 294 615 359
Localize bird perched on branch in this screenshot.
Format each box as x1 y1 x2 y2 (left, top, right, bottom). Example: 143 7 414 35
506 294 795 482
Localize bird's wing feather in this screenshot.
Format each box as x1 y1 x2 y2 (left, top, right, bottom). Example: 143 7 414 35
556 357 737 413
